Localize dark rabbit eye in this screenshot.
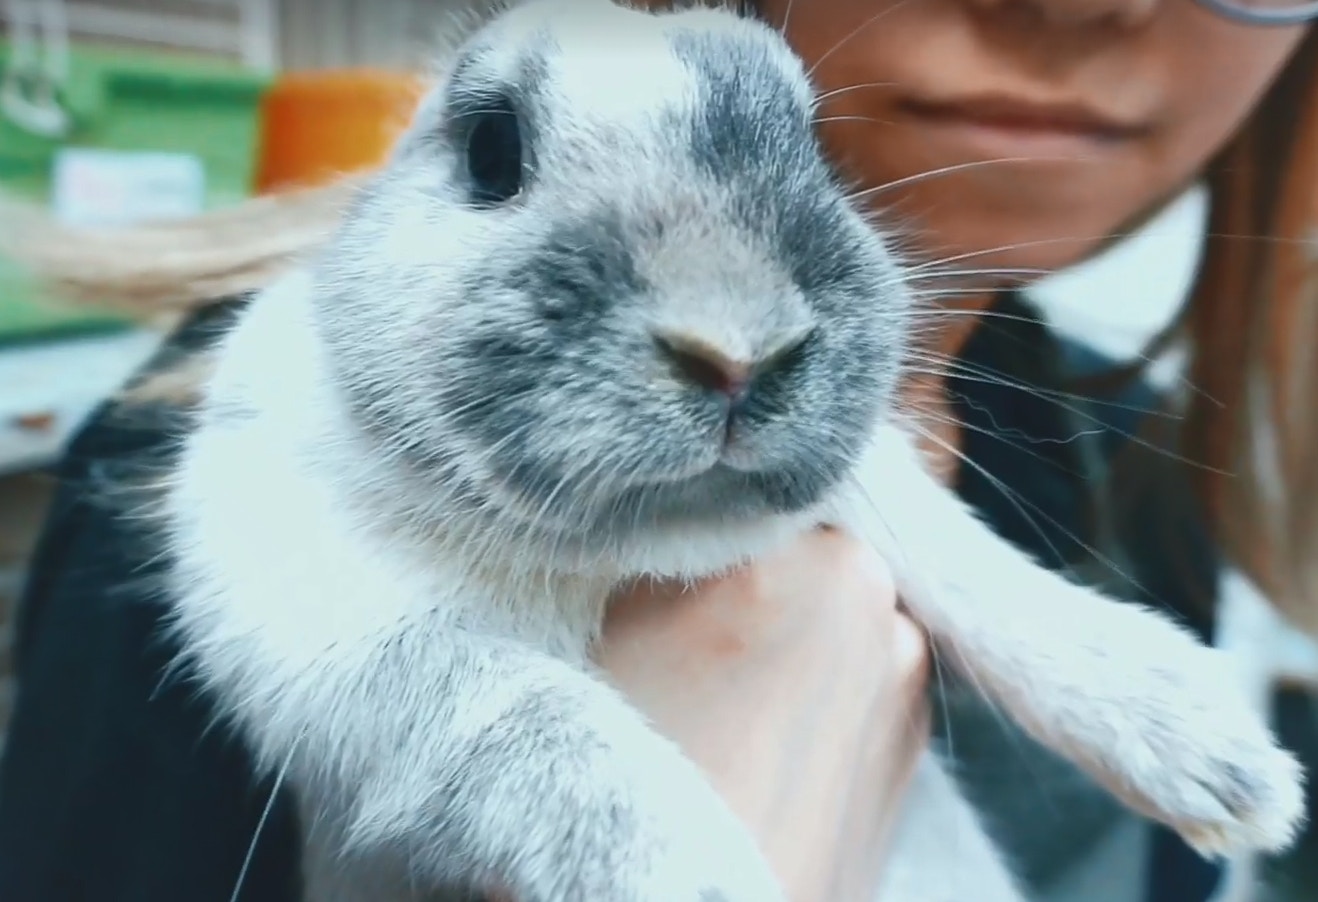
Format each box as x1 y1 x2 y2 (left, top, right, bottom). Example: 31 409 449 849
463 94 525 206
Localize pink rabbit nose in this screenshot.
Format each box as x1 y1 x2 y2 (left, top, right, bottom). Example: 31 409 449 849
653 332 752 401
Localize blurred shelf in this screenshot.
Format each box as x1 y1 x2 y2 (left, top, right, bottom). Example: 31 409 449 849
1 0 277 69
0 326 162 476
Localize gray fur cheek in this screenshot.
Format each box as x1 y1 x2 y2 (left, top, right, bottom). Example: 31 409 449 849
431 208 903 534
439 325 725 524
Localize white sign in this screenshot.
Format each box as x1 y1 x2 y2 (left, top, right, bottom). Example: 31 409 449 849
50 147 206 227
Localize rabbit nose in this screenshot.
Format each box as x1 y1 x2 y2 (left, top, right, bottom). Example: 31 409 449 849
653 332 752 401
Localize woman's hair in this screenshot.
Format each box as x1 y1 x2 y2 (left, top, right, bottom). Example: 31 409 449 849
1172 28 1318 632
0 179 358 319
2 7 1317 631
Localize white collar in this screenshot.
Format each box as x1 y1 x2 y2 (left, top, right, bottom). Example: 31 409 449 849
1025 184 1208 381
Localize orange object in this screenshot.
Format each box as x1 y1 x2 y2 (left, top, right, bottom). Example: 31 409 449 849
252 69 429 195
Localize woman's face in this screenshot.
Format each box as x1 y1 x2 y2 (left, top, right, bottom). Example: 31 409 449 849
758 0 1310 276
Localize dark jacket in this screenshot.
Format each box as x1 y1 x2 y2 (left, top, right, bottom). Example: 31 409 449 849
0 291 1221 901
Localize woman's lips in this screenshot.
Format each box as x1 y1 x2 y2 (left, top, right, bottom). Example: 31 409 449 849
893 94 1148 160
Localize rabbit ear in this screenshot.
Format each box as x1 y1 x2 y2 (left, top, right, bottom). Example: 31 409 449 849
418 0 519 81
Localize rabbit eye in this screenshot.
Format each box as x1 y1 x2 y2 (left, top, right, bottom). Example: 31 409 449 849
463 94 525 207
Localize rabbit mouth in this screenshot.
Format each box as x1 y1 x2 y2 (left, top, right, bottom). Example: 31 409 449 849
602 465 844 533
482 447 849 542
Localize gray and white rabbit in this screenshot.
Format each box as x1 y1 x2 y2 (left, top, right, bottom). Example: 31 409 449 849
157 1 1306 899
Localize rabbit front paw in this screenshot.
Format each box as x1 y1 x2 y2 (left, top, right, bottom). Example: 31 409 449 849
1081 639 1305 858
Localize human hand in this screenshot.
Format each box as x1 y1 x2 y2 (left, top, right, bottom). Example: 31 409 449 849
597 527 930 902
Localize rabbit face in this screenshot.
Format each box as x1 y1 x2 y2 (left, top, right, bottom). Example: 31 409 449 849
312 2 910 545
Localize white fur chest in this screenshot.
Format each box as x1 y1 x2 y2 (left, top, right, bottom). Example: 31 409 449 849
165 279 629 676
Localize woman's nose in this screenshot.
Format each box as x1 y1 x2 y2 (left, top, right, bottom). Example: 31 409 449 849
963 0 1159 29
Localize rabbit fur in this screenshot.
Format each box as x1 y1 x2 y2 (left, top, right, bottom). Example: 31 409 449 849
156 1 1306 899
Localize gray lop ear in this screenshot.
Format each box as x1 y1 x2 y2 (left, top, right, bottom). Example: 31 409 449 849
383 0 521 162
422 0 520 75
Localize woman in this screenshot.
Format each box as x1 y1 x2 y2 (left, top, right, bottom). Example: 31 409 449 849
1 0 1316 900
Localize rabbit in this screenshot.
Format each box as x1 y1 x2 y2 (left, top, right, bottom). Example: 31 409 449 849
153 1 1306 900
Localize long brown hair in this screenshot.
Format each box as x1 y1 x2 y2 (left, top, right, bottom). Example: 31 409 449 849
1178 27 1318 632
2 9 1318 631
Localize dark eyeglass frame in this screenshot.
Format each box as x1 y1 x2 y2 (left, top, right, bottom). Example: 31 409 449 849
1198 0 1318 25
